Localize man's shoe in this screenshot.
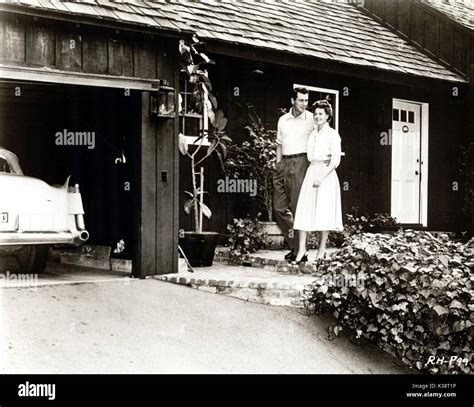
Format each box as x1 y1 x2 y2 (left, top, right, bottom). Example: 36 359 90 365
284 250 295 260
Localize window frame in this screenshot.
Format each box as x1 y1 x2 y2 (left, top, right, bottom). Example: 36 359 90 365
179 77 210 147
293 83 340 132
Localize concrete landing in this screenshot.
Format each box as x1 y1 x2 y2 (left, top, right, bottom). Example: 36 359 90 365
154 261 318 307
214 247 339 274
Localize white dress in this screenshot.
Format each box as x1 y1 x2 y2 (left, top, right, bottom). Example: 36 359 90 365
293 123 343 231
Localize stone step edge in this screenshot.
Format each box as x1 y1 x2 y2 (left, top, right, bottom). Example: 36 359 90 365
154 274 313 308
155 274 314 291
214 248 319 274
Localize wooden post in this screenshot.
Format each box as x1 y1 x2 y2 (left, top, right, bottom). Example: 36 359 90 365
199 167 204 233
132 91 157 278
132 90 179 277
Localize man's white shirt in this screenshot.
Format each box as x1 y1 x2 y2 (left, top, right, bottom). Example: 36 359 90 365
277 110 315 155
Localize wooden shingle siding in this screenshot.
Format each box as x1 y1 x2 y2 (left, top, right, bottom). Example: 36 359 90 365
372 0 384 21
439 20 454 65
0 13 172 82
25 22 55 67
453 29 468 74
83 33 108 74
0 1 464 83
55 29 82 71
411 5 424 47
363 0 471 79
133 40 156 79
108 36 133 77
397 0 411 37
0 14 26 64
385 0 397 29
424 12 438 56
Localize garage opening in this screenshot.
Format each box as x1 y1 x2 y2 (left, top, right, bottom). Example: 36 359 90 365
0 81 141 274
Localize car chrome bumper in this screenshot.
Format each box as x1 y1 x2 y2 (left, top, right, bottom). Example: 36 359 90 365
0 230 89 246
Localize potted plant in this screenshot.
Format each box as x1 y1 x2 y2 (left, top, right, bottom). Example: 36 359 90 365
178 36 231 267
225 104 284 247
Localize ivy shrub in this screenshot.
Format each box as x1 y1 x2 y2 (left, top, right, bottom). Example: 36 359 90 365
227 217 269 256
307 212 400 249
304 230 473 374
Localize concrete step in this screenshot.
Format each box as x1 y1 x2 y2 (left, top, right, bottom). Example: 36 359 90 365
154 262 316 308
214 247 336 275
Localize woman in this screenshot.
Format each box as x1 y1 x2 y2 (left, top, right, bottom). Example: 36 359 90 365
291 100 343 265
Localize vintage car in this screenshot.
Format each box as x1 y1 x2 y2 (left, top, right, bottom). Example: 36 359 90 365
0 147 89 273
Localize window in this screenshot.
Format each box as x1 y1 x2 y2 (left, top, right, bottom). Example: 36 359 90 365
179 76 210 146
393 108 399 121
401 109 407 122
293 84 339 131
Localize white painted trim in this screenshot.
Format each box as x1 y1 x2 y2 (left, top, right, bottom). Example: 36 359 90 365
0 64 157 90
179 77 210 146
293 83 340 132
420 103 429 227
184 136 211 147
392 98 429 227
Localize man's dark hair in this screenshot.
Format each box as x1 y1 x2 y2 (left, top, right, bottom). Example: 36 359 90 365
292 87 308 99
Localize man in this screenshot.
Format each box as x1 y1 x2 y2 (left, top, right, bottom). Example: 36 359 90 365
273 87 314 262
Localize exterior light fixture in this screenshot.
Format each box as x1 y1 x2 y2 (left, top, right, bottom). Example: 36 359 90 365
150 79 175 119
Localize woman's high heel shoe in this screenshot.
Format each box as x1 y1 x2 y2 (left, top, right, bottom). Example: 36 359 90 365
291 253 308 265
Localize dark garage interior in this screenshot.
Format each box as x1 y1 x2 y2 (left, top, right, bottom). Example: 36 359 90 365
0 81 140 260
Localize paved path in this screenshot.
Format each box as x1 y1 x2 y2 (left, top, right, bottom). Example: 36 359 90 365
0 276 410 374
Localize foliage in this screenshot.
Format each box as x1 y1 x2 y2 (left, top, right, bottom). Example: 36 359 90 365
323 210 400 248
225 104 279 221
307 210 399 249
178 35 232 232
226 216 269 256
304 230 474 373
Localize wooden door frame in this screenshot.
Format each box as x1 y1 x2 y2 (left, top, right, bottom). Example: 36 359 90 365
392 98 429 227
132 91 179 278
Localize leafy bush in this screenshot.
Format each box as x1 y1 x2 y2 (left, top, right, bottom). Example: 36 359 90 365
225 104 279 222
307 231 343 249
304 230 473 374
227 217 269 256
306 212 400 249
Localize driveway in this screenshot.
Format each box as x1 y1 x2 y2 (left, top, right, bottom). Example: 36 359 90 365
0 272 410 374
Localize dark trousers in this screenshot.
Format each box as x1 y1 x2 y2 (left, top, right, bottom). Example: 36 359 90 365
273 155 309 251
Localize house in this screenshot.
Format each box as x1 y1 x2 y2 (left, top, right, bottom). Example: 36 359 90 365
361 0 474 235
0 1 471 276
174 0 472 237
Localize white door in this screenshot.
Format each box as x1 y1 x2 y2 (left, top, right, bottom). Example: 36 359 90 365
391 100 422 224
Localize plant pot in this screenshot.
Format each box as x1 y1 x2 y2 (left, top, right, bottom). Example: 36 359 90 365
179 231 219 267
258 221 285 249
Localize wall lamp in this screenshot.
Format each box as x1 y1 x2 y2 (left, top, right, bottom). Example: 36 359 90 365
150 79 176 119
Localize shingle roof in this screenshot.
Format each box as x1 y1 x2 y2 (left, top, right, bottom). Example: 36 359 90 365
0 0 466 82
422 0 474 31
